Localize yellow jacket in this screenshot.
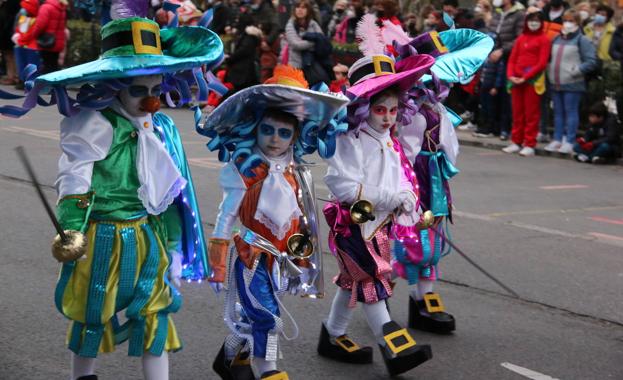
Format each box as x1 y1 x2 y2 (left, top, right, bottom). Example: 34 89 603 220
584 22 616 61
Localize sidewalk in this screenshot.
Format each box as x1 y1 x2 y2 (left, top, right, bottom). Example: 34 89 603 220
456 128 623 166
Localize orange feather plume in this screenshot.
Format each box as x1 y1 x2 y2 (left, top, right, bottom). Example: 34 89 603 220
264 65 309 89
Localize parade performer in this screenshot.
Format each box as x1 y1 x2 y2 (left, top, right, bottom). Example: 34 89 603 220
199 65 348 380
317 30 438 373
381 22 493 334
0 2 224 378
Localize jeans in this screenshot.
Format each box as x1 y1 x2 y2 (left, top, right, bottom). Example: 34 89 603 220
552 90 583 143
573 142 616 159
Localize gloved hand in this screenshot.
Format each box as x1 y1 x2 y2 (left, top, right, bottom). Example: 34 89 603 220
210 280 224 294
389 191 416 213
168 250 182 288
582 141 594 152
51 230 87 262
576 137 586 145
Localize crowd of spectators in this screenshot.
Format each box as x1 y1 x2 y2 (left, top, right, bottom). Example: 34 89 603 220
0 0 621 163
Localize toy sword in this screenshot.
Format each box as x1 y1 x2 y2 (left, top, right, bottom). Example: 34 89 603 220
15 146 68 243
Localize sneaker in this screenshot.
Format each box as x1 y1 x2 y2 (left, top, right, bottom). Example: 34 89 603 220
500 133 509 141
502 143 521 153
519 146 535 156
544 140 562 152
472 131 494 138
536 133 551 143
573 153 590 162
591 156 607 164
558 142 573 154
458 121 477 130
459 110 473 120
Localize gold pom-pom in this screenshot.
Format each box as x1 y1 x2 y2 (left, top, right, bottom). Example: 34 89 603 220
51 230 87 262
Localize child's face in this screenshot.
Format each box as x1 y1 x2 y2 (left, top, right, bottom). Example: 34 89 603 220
334 71 347 81
367 94 399 133
256 115 295 158
588 114 603 125
118 75 163 117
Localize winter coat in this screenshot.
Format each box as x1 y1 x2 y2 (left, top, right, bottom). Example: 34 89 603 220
225 26 261 91
548 30 598 92
0 0 20 50
489 3 525 59
507 18 551 82
282 18 323 69
583 114 620 153
609 25 623 77
18 0 66 52
583 22 615 62
250 0 280 45
480 59 506 90
14 0 39 49
542 2 570 24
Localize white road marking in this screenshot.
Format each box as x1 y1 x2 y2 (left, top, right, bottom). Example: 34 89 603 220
4 125 59 141
501 362 559 380
588 232 623 242
187 157 223 169
540 184 588 190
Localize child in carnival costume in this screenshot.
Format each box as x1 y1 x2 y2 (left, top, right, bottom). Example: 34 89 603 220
198 65 348 380
0 1 224 379
317 25 438 375
377 19 493 334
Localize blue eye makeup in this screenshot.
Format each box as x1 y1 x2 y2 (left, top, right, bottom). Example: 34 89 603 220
259 124 293 139
128 85 162 97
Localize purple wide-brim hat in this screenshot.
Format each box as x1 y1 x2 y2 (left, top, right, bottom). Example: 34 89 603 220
346 54 435 101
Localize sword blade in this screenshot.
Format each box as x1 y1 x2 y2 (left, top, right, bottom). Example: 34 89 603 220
432 226 520 299
15 146 67 242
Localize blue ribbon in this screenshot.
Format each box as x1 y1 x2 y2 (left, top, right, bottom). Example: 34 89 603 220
419 151 459 216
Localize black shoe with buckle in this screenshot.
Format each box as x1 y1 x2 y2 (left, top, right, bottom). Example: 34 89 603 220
213 343 255 380
260 370 289 379
317 323 373 364
409 293 456 334
378 321 432 376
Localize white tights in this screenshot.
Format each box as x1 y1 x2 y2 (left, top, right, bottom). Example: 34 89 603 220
70 351 169 380
410 279 434 300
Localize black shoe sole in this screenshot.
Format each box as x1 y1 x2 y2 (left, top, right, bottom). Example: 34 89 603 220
408 297 456 334
379 343 433 376
317 324 373 364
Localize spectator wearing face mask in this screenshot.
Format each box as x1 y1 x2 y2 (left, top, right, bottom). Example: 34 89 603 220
542 0 569 25
583 4 615 62
502 8 551 157
545 9 598 155
334 0 365 43
574 2 591 27
327 0 349 38
442 0 474 29
473 0 493 27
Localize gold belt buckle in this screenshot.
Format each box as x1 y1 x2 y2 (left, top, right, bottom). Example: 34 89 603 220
424 293 445 313
335 335 361 352
383 328 416 355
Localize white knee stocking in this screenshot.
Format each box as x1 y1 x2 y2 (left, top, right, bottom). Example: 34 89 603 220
71 353 96 380
142 351 169 380
325 288 355 337
253 356 277 376
418 280 434 298
362 301 391 345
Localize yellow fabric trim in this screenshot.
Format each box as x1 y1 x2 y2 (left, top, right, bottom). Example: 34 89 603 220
430 31 449 54
384 328 416 355
61 218 181 354
131 21 162 55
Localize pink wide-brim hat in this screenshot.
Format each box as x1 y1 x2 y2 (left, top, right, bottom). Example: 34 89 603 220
346 54 435 100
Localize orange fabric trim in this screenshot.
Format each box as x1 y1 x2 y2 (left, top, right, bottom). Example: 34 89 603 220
208 238 229 282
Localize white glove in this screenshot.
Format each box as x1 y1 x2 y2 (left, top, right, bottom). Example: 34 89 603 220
389 191 416 213
168 250 183 288
210 279 224 294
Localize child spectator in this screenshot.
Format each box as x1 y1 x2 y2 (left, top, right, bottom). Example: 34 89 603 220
573 102 621 164
12 0 40 86
329 63 349 93
502 8 551 156
473 32 506 138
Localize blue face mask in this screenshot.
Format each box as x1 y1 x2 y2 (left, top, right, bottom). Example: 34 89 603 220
593 14 607 25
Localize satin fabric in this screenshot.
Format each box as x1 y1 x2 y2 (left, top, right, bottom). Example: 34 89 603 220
60 217 181 354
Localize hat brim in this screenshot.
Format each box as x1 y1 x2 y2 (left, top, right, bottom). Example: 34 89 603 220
346 54 435 100
422 29 494 84
204 84 349 135
35 27 223 86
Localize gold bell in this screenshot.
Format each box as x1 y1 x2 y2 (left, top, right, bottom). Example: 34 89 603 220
350 199 376 224
286 233 314 259
416 210 435 230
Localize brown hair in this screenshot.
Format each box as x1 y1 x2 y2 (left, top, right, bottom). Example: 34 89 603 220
562 9 582 25
292 0 314 28
262 107 300 131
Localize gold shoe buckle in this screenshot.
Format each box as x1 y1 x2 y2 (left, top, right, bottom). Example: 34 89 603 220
335 335 361 353
424 293 445 313
383 328 417 355
261 371 289 380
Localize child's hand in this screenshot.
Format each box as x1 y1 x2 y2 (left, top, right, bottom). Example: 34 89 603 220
489 88 498 96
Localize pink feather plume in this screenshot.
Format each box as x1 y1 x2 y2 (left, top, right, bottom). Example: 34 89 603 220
356 14 385 55
381 19 411 46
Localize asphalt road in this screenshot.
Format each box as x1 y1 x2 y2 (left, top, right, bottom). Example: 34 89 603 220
1 93 622 380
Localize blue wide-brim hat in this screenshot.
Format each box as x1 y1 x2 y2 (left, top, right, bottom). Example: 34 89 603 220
395 29 494 84
35 17 223 87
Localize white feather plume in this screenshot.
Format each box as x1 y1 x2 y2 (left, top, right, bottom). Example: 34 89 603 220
356 14 385 55
380 19 411 47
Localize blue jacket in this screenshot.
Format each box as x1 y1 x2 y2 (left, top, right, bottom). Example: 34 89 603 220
548 30 598 92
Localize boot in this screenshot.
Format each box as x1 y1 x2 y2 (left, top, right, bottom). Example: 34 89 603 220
378 321 432 376
76 376 98 380
408 293 455 334
212 343 254 380
260 370 289 379
317 323 373 364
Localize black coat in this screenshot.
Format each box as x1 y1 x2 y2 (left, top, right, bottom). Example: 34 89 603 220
225 32 260 91
584 114 620 150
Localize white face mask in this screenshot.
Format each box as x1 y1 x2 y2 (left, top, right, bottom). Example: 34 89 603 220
562 21 579 35
118 75 163 117
492 0 503 8
578 10 589 21
474 5 483 13
367 95 399 133
256 116 295 158
527 21 541 31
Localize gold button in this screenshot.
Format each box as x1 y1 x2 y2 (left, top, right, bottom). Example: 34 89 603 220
130 131 137 138
143 121 149 128
387 141 393 148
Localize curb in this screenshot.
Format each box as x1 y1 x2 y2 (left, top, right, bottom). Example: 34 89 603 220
456 131 623 166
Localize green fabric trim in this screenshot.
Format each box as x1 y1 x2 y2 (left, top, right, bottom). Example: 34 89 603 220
101 17 154 38
56 193 95 232
102 46 137 58
161 204 182 253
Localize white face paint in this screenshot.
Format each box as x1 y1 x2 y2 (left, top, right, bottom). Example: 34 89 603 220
256 115 296 158
366 94 399 134
118 75 163 117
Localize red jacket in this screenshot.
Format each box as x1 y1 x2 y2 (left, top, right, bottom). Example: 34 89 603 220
506 19 551 81
19 0 66 53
